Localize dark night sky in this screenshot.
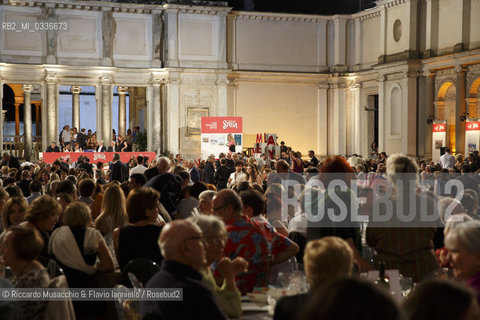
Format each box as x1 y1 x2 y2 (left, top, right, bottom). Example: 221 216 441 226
228 0 377 15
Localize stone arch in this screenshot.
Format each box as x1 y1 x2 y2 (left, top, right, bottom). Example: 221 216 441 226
468 76 480 118
437 81 456 151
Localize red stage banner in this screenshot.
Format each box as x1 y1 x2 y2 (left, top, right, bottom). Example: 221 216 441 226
466 121 480 131
432 123 446 133
201 117 243 134
40 152 156 164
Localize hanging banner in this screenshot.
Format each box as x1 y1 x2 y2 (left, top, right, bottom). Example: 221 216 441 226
40 152 156 164
465 118 480 155
201 117 243 159
432 120 447 163
253 133 280 161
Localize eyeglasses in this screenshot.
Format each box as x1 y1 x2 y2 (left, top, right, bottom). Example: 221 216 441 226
211 204 228 213
183 235 203 243
205 236 228 246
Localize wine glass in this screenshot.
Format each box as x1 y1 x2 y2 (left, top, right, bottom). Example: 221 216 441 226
399 275 413 298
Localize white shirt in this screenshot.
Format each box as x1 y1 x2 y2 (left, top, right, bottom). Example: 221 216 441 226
129 164 147 177
439 152 455 169
288 212 307 237
228 171 246 188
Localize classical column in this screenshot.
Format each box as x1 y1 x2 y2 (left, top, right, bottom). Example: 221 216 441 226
128 88 137 130
330 83 347 155
117 86 128 137
350 83 362 155
46 76 58 145
35 104 40 136
71 86 81 130
0 111 5 152
165 73 180 154
317 83 329 156
377 75 386 151
101 76 112 146
217 77 228 116
22 85 33 160
456 66 467 154
150 80 162 153
422 71 435 157
14 103 20 136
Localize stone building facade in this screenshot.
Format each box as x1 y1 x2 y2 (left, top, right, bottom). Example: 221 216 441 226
1 0 479 159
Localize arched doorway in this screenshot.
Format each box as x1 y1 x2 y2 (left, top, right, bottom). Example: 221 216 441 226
469 77 480 117
437 81 456 152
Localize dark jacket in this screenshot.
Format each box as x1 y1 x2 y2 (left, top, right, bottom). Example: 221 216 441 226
142 260 226 320
204 162 215 184
46 146 60 153
0 156 20 170
190 167 200 183
214 165 231 190
143 173 182 216
111 160 128 182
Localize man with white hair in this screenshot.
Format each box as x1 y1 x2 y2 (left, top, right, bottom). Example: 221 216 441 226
142 220 226 320
96 140 106 152
188 160 200 183
145 156 170 181
197 190 216 214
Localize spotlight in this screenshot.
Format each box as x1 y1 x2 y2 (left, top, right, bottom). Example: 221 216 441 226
460 112 470 122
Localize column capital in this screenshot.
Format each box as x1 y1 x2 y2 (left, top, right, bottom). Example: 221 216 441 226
456 65 468 74
350 83 362 89
227 80 239 88
422 70 435 77
376 75 386 82
117 86 128 94
317 82 329 89
22 84 33 93
101 75 112 84
45 75 57 84
70 86 82 94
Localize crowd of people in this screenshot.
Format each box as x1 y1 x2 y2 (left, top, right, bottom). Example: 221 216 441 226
46 125 142 153
1 142 480 319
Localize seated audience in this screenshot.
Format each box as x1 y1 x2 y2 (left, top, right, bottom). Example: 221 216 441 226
403 280 479 320
2 226 50 320
274 236 354 320
1 197 28 234
301 277 401 320
23 196 62 260
141 220 227 320
445 220 480 304
113 188 164 269
190 215 246 318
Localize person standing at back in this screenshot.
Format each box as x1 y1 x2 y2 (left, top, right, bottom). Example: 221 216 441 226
439 148 455 169
214 159 231 191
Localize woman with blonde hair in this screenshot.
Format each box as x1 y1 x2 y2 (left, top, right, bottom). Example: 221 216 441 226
245 164 263 185
96 184 128 236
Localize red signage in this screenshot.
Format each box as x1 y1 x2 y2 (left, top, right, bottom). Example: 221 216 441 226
466 121 480 131
433 123 446 133
41 152 156 164
201 117 243 134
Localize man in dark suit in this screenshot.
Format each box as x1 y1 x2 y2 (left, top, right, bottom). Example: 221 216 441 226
145 156 170 181
0 152 20 170
204 155 215 184
107 140 115 152
188 160 200 183
77 156 94 176
96 140 106 152
46 142 60 153
77 128 88 150
111 153 127 182
16 170 32 197
142 221 226 320
214 159 231 190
